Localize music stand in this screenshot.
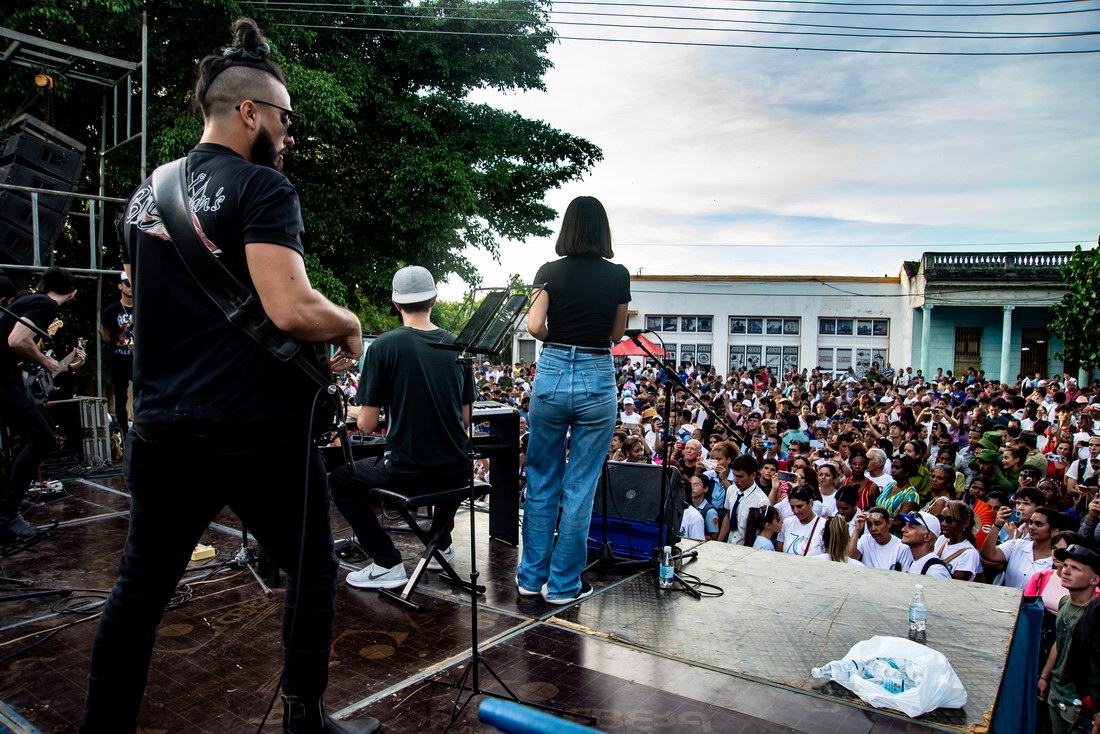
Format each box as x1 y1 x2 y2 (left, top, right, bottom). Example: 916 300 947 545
429 287 595 732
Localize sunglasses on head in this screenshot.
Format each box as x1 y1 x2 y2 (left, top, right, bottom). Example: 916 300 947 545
1064 544 1100 561
905 514 932 532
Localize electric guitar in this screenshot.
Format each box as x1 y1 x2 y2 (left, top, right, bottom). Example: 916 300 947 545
24 338 85 405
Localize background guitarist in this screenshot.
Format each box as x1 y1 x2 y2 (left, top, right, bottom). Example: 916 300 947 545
0 266 84 540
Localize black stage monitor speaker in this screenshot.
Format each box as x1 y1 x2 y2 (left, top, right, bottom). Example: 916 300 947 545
0 115 86 266
594 461 681 522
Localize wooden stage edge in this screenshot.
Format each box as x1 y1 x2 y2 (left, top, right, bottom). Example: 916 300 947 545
0 477 1015 734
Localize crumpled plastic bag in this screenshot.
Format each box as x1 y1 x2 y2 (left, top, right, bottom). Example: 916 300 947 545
828 635 967 717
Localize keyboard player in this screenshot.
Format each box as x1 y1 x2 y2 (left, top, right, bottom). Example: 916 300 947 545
328 266 475 590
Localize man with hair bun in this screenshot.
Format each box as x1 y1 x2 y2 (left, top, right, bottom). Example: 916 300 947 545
80 18 379 734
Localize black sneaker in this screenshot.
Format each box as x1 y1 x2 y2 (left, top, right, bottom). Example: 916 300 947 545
0 516 38 540
543 582 594 606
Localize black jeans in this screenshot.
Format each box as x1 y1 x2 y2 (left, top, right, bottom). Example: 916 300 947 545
80 422 338 734
0 373 55 516
108 353 133 436
329 457 467 569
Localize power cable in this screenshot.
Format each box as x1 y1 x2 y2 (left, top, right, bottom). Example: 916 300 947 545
260 4 1099 36
253 0 1100 11
629 286 1067 303
259 7 1099 39
276 23 1100 53
613 240 1087 248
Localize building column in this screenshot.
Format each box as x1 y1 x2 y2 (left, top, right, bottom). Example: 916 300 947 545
1000 305 1014 385
920 304 933 378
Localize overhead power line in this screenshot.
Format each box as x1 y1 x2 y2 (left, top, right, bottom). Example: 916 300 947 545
259 6 1099 38
253 0 1097 10
275 22 1100 54
255 0 1100 17
614 240 1087 248
259 3 1100 35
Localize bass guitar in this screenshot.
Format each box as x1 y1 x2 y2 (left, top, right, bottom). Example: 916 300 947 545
24 337 85 405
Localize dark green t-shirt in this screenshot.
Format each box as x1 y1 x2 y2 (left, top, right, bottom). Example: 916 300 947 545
1050 595 1088 706
358 326 475 477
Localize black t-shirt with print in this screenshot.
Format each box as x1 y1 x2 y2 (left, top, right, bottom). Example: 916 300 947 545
533 254 630 349
0 294 60 377
119 143 311 424
100 301 134 358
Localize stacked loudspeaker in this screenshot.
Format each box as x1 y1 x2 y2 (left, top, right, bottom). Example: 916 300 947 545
0 115 87 266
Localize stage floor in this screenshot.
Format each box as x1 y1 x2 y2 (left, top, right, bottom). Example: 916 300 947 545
0 476 1016 733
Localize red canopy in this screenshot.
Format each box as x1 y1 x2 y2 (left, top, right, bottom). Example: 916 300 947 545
611 335 666 357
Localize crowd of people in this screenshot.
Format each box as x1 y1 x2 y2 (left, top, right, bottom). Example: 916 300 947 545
9 14 1093 730
467 356 1100 733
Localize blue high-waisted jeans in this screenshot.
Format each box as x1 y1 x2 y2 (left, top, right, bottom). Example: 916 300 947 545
517 344 617 599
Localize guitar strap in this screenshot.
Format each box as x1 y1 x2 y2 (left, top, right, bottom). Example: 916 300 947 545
148 157 333 395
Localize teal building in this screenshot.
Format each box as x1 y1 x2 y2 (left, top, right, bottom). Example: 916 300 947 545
905 252 1074 384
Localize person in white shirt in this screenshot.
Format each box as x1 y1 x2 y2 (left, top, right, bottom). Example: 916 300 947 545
810 516 864 566
847 506 913 570
619 397 642 426
816 462 841 517
1065 435 1100 495
744 505 782 550
981 506 1068 589
898 511 953 579
933 500 983 581
833 485 860 536
679 503 705 541
719 454 771 545
865 448 896 494
777 486 827 557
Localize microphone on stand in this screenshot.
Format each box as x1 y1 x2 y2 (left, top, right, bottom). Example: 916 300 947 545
623 328 653 339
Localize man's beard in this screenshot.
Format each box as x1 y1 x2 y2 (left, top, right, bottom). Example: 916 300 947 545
251 126 282 171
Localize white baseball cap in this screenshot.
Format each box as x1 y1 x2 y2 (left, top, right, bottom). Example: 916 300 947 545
391 265 437 304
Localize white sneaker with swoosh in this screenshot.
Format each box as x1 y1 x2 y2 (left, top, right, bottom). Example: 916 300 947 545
346 563 408 589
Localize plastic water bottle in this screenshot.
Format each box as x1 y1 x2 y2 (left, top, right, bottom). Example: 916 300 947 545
811 659 860 681
658 546 674 589
883 667 905 694
908 584 927 643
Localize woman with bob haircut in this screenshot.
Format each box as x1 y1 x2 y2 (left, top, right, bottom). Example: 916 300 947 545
516 196 630 604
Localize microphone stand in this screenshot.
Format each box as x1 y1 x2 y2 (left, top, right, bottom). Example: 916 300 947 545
426 288 595 732
628 333 744 596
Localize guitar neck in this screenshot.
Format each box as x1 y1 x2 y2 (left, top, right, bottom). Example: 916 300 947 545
55 339 84 374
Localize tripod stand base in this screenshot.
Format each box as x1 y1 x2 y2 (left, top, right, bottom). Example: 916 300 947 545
582 541 653 574
0 521 57 558
430 654 597 734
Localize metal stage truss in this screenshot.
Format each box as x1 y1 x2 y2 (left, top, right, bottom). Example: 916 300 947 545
0 18 148 402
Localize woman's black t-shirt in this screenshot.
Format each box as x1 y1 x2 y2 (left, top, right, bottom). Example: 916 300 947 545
533 254 630 349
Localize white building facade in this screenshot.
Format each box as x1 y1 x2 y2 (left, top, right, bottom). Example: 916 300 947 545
514 274 914 377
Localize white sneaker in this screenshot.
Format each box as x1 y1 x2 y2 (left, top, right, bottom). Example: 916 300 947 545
346 563 408 589
515 575 541 597
426 544 456 571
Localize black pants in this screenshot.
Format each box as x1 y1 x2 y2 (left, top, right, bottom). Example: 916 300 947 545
108 353 133 436
80 422 338 733
0 373 55 516
329 457 467 569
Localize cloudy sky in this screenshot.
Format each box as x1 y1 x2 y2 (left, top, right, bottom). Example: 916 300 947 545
439 2 1099 298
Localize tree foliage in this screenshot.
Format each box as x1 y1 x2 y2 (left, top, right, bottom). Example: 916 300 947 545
1050 246 1100 370
1 0 602 315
